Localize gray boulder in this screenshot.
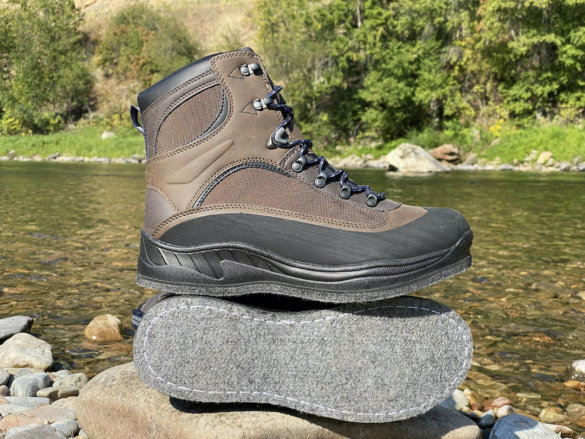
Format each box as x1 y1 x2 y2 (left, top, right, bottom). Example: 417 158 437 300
0 317 34 342
386 144 449 173
10 373 51 397
0 333 53 370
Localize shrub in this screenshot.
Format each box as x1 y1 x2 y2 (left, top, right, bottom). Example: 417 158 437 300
95 4 200 89
0 0 93 134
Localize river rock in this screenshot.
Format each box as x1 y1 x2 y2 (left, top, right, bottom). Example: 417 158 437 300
0 369 11 386
3 397 51 408
483 397 511 411
84 314 122 342
0 317 34 342
52 419 79 437
53 373 88 389
51 396 78 411
0 384 9 396
478 409 496 428
37 386 79 401
0 404 31 416
5 424 67 439
78 362 481 439
430 144 462 163
386 144 449 173
0 334 53 371
538 406 567 424
566 403 585 420
537 151 553 165
0 405 76 431
570 359 585 381
489 414 557 438
10 373 51 397
439 389 470 411
463 153 478 166
496 405 516 418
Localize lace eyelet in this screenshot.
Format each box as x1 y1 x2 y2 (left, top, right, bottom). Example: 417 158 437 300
240 63 261 76
292 156 307 172
366 192 378 207
253 99 264 111
340 183 352 199
314 171 328 188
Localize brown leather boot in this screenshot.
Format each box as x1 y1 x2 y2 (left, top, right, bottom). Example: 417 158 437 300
130 47 472 303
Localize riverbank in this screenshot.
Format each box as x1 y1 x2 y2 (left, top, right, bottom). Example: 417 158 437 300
0 314 583 438
0 123 584 172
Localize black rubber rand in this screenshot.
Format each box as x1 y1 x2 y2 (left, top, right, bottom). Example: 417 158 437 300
136 213 472 303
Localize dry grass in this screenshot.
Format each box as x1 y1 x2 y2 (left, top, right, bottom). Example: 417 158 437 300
75 0 257 52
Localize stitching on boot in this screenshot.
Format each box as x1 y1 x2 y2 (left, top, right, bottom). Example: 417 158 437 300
141 303 470 418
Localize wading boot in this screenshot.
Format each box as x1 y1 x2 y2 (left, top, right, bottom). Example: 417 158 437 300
131 48 473 303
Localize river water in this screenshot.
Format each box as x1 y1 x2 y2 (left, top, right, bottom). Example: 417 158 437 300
1 162 584 427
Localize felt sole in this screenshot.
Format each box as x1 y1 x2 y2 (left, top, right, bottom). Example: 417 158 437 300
133 295 473 423
136 229 472 303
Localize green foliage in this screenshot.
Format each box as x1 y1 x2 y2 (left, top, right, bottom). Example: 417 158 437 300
0 0 93 134
95 4 200 88
258 0 585 148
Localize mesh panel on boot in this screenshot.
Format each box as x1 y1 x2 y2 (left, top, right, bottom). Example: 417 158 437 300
156 85 223 155
200 167 388 227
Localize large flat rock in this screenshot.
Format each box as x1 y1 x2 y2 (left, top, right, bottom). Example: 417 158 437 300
77 363 480 439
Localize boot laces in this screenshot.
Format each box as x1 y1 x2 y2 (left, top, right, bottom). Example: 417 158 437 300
262 85 385 207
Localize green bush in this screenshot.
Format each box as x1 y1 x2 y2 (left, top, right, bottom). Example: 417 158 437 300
96 4 200 88
258 0 585 148
0 0 93 134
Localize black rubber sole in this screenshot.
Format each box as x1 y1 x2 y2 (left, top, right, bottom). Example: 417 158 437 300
133 294 473 423
136 229 472 303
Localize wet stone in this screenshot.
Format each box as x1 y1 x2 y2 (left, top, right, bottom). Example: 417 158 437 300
538 406 567 424
84 314 122 342
483 397 511 411
570 359 585 381
566 403 585 421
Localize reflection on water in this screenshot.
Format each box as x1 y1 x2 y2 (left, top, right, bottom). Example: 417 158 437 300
1 162 584 425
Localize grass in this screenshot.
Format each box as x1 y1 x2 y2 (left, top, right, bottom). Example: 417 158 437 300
0 124 144 159
320 121 585 164
1 121 584 164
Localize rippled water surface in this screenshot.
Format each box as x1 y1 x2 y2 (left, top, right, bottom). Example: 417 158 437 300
1 162 584 426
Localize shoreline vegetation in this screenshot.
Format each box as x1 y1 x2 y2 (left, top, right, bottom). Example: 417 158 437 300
1 1 585 172
1 123 583 173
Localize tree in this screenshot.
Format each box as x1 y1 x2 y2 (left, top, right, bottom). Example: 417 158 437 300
0 0 93 134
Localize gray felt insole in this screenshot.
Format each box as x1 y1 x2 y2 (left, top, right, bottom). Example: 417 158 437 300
133 295 472 423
